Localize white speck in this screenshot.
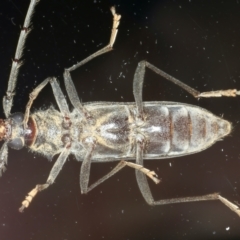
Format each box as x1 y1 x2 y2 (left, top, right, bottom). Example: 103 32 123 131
226 226 230 231
169 162 172 167
170 46 172 48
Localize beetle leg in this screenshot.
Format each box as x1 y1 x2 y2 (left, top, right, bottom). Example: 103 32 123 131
79 142 95 194
134 135 240 217
23 77 71 129
49 78 70 115
63 7 121 123
133 60 240 120
81 160 160 195
23 78 50 129
80 137 159 194
19 147 70 212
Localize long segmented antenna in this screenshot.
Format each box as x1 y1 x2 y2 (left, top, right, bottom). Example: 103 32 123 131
0 0 40 175
3 0 40 118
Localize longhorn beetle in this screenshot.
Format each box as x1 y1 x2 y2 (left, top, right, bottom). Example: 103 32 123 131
0 0 240 216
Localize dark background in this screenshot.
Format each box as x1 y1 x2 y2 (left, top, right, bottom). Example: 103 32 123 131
1 0 240 239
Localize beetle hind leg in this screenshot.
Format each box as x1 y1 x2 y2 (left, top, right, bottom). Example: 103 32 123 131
134 139 240 217
133 60 240 121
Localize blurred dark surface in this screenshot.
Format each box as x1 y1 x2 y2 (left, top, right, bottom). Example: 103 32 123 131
0 0 240 239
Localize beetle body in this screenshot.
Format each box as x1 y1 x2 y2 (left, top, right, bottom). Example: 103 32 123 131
1 1 240 217
15 101 230 162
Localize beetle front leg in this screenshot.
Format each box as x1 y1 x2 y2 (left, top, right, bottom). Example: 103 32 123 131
24 77 71 129
23 78 51 129
80 141 95 194
19 147 70 212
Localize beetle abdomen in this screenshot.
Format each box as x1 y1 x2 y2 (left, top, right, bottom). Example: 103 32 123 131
141 102 231 158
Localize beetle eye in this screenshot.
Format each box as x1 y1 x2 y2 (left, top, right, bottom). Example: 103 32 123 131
10 112 24 124
8 138 24 150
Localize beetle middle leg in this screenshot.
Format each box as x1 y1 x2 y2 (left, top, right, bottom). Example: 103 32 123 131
79 135 160 194
80 148 160 194
63 7 121 123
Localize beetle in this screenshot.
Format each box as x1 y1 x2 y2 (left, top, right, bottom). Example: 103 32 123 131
0 0 239 218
